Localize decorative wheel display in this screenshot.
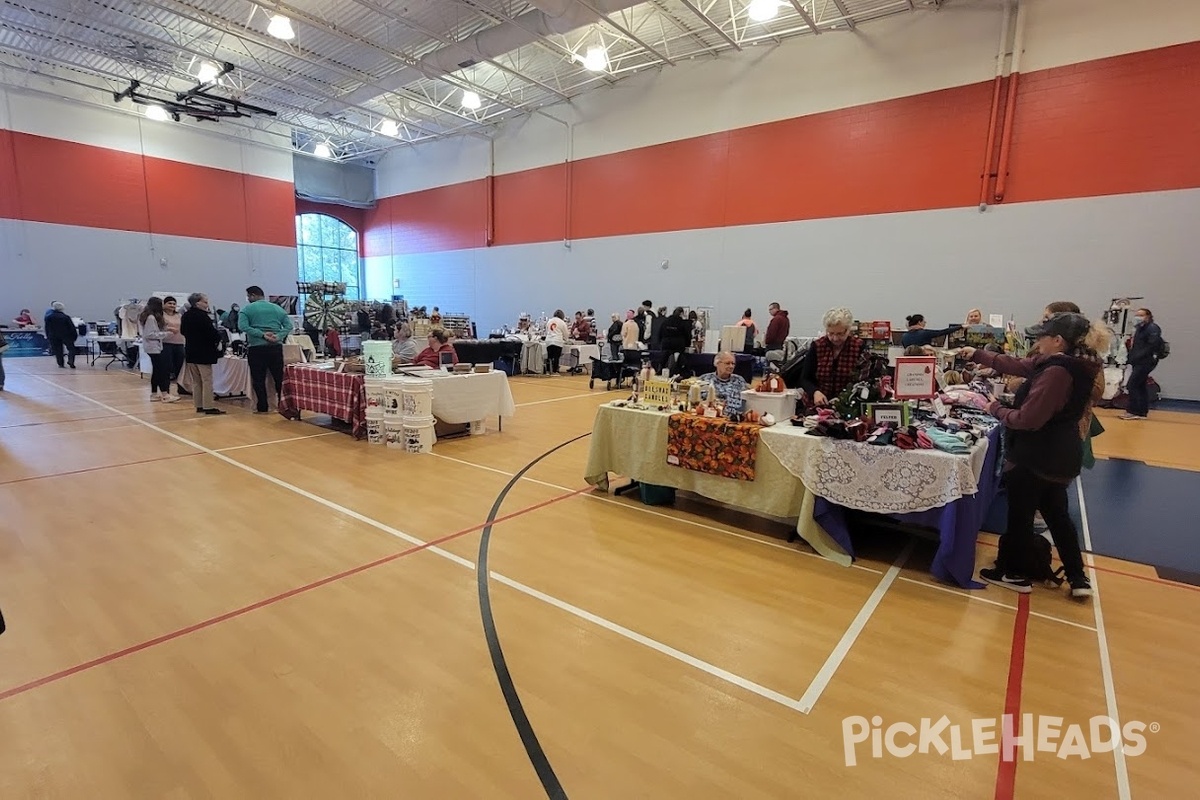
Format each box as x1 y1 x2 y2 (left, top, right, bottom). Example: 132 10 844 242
303 291 349 331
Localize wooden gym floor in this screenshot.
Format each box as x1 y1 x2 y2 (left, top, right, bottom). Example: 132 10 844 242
1 358 1198 799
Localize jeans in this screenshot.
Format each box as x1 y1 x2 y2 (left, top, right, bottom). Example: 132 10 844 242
247 344 284 412
50 337 75 367
163 343 186 382
1126 362 1154 417
546 344 563 374
148 352 171 394
999 465 1086 581
185 363 214 410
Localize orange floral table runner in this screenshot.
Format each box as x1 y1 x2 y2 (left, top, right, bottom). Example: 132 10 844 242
666 413 759 481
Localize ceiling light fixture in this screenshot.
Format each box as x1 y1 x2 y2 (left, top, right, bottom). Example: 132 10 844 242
380 119 400 137
582 45 609 72
144 104 171 122
313 142 333 159
460 90 482 110
195 61 221 84
267 14 295 41
747 0 780 22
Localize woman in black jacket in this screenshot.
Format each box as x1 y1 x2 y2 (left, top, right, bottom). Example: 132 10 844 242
1122 307 1163 420
961 312 1101 599
606 313 622 360
900 314 962 348
180 292 226 415
659 307 691 375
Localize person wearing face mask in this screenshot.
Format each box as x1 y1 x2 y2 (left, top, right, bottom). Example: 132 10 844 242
1122 308 1163 421
799 307 866 407
960 312 1102 599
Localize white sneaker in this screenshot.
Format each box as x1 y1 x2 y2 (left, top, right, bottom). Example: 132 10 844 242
161 394 181 404
150 393 161 402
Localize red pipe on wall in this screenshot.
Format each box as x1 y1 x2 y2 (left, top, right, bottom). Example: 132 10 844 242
993 71 1021 203
979 75 1004 207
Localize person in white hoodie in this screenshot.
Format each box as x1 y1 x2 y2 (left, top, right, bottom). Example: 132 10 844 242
138 297 179 403
544 309 569 375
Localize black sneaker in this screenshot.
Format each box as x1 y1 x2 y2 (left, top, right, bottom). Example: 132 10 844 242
980 567 1033 594
203 408 227 415
1067 574 1093 599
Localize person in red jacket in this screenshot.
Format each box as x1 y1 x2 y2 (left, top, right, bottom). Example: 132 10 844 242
413 329 458 369
764 302 790 349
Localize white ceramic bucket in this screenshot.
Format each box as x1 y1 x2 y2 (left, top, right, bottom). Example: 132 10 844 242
401 378 434 418
383 378 405 416
364 379 386 412
384 418 404 449
362 341 392 378
402 414 436 454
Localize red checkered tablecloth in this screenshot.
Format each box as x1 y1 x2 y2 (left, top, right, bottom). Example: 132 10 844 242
278 365 367 439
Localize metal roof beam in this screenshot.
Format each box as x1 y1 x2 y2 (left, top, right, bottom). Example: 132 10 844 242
675 0 741 50
572 0 676 65
829 0 856 29
786 0 821 35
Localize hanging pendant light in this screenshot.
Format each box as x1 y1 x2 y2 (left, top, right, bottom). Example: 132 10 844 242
460 90 482 110
144 104 171 122
380 119 400 137
313 142 333 159
267 14 296 40
582 45 609 72
747 0 780 22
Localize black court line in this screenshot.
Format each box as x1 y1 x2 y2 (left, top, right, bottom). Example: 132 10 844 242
476 431 592 800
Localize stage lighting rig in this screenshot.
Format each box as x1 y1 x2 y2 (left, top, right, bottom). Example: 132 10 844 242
112 64 276 124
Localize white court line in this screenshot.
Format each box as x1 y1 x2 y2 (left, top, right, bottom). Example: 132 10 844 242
428 451 884 571
1077 479 1131 800
491 572 804 712
32 376 810 714
895 575 1098 632
796 540 914 713
216 432 337 452
516 392 612 407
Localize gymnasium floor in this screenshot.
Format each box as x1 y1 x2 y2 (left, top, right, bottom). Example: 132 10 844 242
1 358 1197 799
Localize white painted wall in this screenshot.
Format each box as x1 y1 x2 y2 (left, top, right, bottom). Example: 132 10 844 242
367 188 1200 399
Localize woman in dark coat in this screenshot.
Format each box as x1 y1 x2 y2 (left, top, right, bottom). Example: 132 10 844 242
180 292 226 415
1121 307 1163 421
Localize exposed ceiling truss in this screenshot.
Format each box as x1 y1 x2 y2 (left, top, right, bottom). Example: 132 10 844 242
0 0 949 162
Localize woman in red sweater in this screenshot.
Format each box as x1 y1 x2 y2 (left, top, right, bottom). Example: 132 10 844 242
413 329 458 369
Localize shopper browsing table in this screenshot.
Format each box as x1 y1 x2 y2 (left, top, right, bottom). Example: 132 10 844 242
180 292 226 416
961 312 1102 598
239 286 293 413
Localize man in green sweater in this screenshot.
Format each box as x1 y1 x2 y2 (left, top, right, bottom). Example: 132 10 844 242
238 286 294 413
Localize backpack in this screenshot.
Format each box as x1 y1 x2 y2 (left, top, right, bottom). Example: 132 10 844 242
1156 339 1170 360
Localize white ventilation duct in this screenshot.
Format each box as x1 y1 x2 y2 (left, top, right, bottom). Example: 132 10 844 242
315 0 644 115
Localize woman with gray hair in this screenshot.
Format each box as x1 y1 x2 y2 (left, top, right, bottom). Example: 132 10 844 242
392 322 418 364
180 292 225 415
44 301 78 369
799 306 866 407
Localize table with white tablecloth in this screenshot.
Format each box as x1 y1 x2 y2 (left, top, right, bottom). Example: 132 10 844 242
178 357 256 398
423 370 516 429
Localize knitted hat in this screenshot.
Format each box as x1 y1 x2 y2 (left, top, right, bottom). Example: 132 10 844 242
1027 312 1090 346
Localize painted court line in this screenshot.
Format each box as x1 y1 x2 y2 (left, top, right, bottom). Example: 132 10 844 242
975 536 1200 593
215 432 338 452
994 593 1031 800
796 540 914 714
0 452 203 487
516 392 612 408
895 576 1096 632
26 378 808 714
1077 480 1131 800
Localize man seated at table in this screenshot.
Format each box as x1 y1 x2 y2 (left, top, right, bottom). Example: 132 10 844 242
413 328 458 369
698 351 749 414
799 306 867 407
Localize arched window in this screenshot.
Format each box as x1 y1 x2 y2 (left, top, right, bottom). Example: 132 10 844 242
296 213 361 300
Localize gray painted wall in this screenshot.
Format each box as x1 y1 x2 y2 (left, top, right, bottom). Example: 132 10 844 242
366 189 1200 399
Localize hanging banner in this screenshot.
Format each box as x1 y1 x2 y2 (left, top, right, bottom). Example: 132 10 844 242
1 330 50 357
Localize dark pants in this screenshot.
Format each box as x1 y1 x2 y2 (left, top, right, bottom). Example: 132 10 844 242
0 353 5 388
148 352 171 394
163 343 186 382
248 344 285 412
1126 363 1154 417
50 337 75 367
999 465 1086 581
546 344 563 374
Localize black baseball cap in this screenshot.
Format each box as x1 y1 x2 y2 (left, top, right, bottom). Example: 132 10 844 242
1027 312 1090 345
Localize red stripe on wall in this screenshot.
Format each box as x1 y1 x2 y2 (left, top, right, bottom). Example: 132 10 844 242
1005 40 1200 203
0 129 18 220
494 163 568 245
367 41 1200 256
0 130 294 247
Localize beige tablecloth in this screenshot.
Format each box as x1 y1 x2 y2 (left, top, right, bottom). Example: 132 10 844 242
178 357 254 397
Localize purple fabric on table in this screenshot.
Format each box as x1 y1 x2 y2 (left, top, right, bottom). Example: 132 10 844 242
812 426 1003 589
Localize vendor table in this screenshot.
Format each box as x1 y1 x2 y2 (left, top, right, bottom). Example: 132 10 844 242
584 404 999 588
279 365 516 440
453 339 523 365
278 364 368 438
178 357 253 398
85 335 137 369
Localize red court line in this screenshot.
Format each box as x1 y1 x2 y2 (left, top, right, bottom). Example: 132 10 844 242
994 593 1031 800
0 413 135 430
0 452 203 486
0 485 591 703
975 539 1200 593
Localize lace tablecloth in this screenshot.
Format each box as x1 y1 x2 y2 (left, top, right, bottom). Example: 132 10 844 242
759 425 989 515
